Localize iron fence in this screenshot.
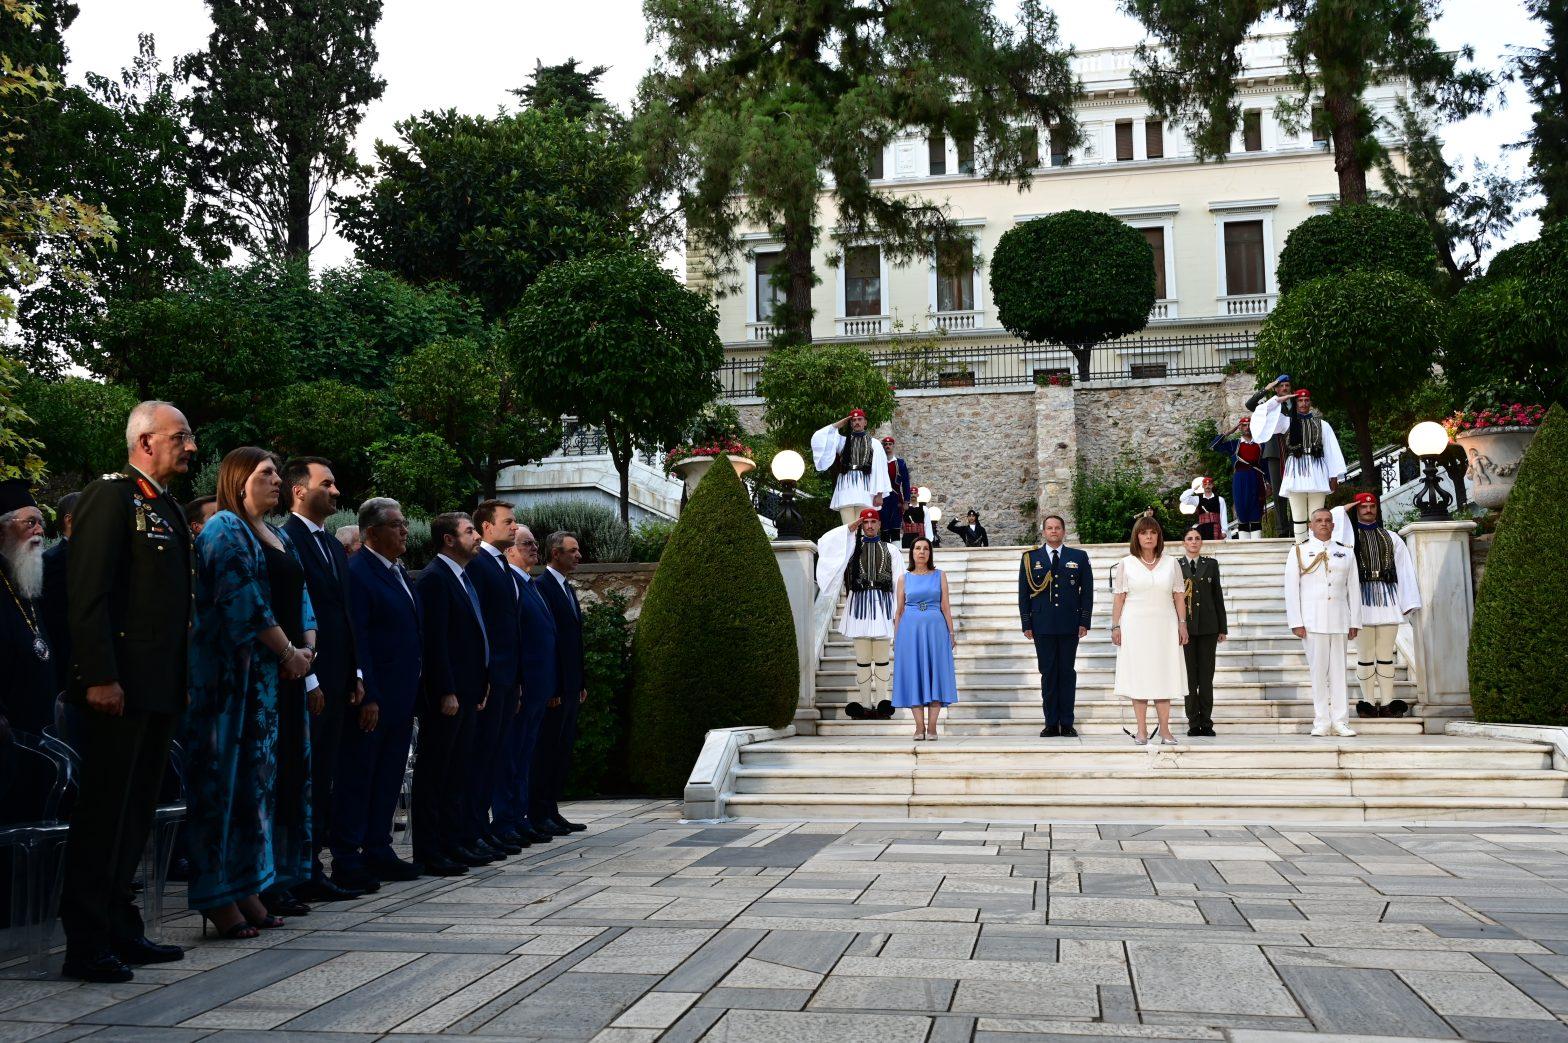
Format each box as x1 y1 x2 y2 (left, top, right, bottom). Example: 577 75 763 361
716 330 1258 398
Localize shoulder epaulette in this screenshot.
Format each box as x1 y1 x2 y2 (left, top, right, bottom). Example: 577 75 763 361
100 472 129 481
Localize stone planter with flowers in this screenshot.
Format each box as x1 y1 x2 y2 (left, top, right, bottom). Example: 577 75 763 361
1445 403 1547 510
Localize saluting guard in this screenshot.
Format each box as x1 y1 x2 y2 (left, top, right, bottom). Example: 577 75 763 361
1018 514 1093 738
1331 493 1421 714
811 409 892 525
817 509 905 711
1251 387 1346 540
1283 507 1361 737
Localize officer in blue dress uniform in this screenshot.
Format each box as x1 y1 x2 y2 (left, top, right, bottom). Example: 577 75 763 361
1018 514 1093 737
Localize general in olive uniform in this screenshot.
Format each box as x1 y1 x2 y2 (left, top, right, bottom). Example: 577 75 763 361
59 401 197 983
1018 515 1093 737
1178 528 1229 737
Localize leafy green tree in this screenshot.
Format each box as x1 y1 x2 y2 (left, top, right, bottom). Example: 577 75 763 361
636 0 1082 343
389 334 562 497
18 376 138 485
0 0 115 327
1275 203 1440 295
629 454 797 795
990 210 1156 381
512 58 617 124
261 378 396 501
754 342 897 450
368 432 476 516
1256 270 1443 486
0 354 46 484
1122 0 1490 205
179 0 385 261
1373 100 1522 292
508 249 723 523
1511 0 1568 224
14 34 238 375
336 107 643 321
1470 403 1568 723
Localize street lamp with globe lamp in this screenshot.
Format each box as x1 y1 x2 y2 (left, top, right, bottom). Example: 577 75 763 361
1408 421 1454 521
770 449 806 540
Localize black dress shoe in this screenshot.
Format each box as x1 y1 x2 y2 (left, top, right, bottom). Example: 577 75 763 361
521 824 554 843
485 832 523 855
62 952 134 983
332 870 381 893
297 876 362 902
449 844 494 866
1187 726 1202 737
539 820 571 837
421 856 469 877
552 816 586 833
112 936 184 965
1059 726 1078 737
472 839 506 860
494 828 531 849
368 857 422 882
263 890 310 917
1040 725 1059 738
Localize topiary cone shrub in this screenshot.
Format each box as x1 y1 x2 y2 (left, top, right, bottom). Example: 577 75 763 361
1470 403 1568 724
629 453 799 795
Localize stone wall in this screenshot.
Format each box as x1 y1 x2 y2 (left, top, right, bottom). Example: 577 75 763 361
572 563 658 623
1074 374 1252 490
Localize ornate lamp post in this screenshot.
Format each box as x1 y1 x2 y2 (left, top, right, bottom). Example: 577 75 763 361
770 449 806 541
1408 421 1454 522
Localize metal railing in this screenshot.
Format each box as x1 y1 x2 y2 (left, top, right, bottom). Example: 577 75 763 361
552 425 661 467
717 330 1257 398
1343 444 1420 498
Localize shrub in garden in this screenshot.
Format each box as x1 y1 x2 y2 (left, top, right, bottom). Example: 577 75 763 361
566 591 634 798
629 454 797 795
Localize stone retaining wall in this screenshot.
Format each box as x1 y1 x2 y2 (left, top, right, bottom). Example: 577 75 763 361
572 562 658 622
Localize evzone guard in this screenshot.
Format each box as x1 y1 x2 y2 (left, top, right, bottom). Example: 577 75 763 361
816 508 905 716
1332 492 1421 716
811 409 892 526
1251 387 1346 540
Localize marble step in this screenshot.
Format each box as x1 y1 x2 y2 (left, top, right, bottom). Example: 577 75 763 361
815 665 1409 685
812 696 1418 717
732 767 1568 798
813 719 1427 736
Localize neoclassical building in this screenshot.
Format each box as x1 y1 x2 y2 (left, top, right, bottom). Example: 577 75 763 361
698 34 1409 397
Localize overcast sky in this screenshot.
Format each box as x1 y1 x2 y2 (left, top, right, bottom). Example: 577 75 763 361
62 0 1546 269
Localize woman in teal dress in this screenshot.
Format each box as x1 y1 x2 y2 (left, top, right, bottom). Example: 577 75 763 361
185 448 317 938
891 537 959 740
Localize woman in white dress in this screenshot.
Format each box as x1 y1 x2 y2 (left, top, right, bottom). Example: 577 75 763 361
1111 515 1189 745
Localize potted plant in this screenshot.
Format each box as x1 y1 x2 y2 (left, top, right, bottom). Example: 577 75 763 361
666 406 756 496
1444 399 1548 509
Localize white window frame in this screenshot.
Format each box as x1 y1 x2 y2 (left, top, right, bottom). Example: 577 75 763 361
1109 205 1179 315
836 242 889 321
743 237 787 325
1210 198 1279 300
927 220 985 318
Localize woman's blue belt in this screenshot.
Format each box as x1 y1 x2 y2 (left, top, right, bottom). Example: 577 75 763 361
909 601 938 611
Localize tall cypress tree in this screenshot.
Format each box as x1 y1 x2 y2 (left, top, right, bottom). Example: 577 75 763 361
1514 0 1568 224
180 0 385 262
636 0 1082 344
1121 0 1491 205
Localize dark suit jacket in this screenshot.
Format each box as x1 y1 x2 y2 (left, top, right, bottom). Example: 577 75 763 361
282 514 357 699
537 569 585 700
465 548 522 698
66 468 193 714
41 540 69 692
1018 545 1094 635
513 568 558 705
415 559 490 709
1179 556 1229 636
345 549 422 718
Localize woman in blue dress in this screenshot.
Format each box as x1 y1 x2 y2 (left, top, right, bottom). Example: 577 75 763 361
185 447 317 939
891 537 959 740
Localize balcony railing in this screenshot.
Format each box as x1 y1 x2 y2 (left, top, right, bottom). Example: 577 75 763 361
716 330 1257 398
746 321 783 342
1149 299 1178 321
929 309 984 332
1219 292 1277 317
836 314 891 337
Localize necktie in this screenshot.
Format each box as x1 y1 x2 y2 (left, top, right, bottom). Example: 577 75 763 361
313 529 337 577
1051 548 1060 570
460 570 490 662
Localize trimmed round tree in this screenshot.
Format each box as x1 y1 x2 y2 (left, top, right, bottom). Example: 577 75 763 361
629 453 799 795
1275 203 1439 295
990 210 1156 381
754 342 896 449
1255 270 1442 487
1470 403 1568 724
508 248 724 523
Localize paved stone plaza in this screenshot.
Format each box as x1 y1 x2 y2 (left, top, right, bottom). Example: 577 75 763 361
10 800 1568 1042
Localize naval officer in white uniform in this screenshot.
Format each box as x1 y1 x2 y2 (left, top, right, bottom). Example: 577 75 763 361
1283 507 1361 737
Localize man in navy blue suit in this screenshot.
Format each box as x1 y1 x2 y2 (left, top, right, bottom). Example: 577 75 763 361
281 458 365 902
496 525 558 842
413 512 490 877
1019 514 1094 738
464 500 528 856
532 531 588 835
334 497 423 892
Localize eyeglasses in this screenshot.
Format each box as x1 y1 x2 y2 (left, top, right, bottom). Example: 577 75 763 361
517 539 539 548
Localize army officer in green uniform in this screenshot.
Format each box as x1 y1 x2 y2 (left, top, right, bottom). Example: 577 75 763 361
60 401 197 983
1178 526 1228 737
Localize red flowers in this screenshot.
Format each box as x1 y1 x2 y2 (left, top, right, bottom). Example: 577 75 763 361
1443 403 1546 437
665 437 754 472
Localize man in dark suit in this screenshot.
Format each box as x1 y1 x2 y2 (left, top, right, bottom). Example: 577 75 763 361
1019 514 1094 739
531 531 588 835
281 457 364 902
335 497 422 892
413 513 490 876
40 490 77 695
464 500 527 856
496 525 558 843
60 400 196 983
